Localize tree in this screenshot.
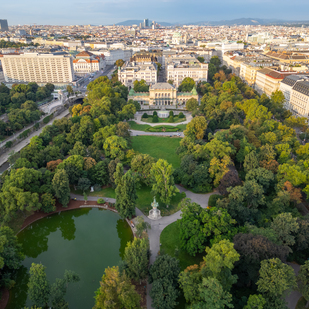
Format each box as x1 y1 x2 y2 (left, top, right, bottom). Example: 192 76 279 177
131 153 156 186
89 160 109 186
184 116 207 140
28 263 50 307
115 59 125 67
197 56 205 63
124 238 149 282
178 77 195 92
0 226 24 288
114 162 124 187
149 255 180 309
217 180 265 225
257 258 297 298
68 141 87 156
191 277 234 309
41 193 56 213
118 103 136 121
298 260 309 301
66 85 73 97
186 98 198 111
150 159 179 205
210 56 221 69
135 216 151 238
233 233 289 286
0 186 41 222
244 151 259 172
108 158 120 188
93 266 141 309
52 169 70 207
178 200 206 256
243 294 266 309
103 135 127 160
77 177 91 192
115 170 137 218
179 264 202 304
270 212 299 250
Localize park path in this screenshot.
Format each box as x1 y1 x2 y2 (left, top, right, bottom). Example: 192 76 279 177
71 186 214 309
134 113 192 126
130 130 184 137
286 263 302 309
0 109 70 168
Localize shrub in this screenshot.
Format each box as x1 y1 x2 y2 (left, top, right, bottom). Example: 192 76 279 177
178 112 185 119
97 198 105 204
168 116 174 123
208 194 224 207
93 184 101 191
5 141 13 148
142 113 148 118
152 115 159 123
169 111 174 117
153 111 158 117
43 114 52 124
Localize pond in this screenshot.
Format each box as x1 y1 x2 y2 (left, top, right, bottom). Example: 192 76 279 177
7 207 133 309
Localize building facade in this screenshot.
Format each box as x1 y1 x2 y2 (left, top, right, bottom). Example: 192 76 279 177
0 20 8 32
128 82 198 107
165 54 208 87
2 52 74 84
73 51 105 74
118 61 157 87
255 68 298 97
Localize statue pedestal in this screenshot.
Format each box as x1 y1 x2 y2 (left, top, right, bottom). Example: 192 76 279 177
148 208 162 220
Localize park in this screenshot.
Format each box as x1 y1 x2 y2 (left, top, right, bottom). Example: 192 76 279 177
1 58 309 309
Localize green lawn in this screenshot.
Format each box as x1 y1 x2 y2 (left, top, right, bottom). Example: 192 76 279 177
141 116 186 124
136 184 186 216
146 125 182 132
129 121 186 132
160 221 205 270
128 121 151 131
296 296 309 309
132 136 181 168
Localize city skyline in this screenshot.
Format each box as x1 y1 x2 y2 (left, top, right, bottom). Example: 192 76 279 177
2 0 309 26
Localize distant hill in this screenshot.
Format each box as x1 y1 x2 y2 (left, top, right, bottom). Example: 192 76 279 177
114 18 309 27
115 20 172 27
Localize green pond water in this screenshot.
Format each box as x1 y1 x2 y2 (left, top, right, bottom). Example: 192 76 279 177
7 207 133 309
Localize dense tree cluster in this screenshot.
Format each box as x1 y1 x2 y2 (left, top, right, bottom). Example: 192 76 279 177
0 82 55 138
173 56 309 309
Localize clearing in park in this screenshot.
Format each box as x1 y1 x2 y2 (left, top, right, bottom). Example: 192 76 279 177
131 136 181 168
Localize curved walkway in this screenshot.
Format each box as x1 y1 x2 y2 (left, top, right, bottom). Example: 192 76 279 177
71 186 214 309
134 113 192 126
130 129 184 137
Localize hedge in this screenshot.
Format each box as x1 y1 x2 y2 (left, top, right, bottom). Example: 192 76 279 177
5 141 13 148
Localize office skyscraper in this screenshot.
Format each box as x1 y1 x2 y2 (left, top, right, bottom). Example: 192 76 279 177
0 20 9 32
144 19 149 28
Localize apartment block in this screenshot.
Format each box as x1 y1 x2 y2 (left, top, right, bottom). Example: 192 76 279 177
2 52 74 84
165 54 208 87
255 68 298 97
118 61 157 87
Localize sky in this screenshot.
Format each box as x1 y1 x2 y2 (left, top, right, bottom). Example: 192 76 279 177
2 0 309 25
